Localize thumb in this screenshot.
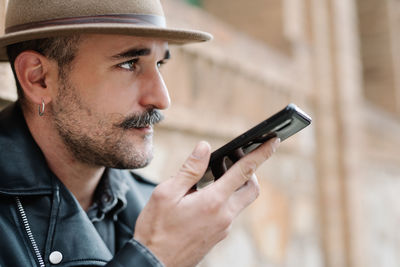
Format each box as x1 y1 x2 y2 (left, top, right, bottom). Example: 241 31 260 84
173 141 211 196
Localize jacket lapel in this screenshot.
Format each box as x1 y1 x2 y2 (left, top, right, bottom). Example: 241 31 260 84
48 181 113 266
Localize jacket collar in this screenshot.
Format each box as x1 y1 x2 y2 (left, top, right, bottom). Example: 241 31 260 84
87 168 129 223
0 103 55 195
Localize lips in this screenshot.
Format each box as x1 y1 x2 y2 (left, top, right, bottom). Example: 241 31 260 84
130 125 153 134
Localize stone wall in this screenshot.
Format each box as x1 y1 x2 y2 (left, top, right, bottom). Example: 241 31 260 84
145 1 319 266
0 0 16 106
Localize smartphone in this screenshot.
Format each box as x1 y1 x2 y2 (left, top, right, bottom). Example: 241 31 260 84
196 103 312 189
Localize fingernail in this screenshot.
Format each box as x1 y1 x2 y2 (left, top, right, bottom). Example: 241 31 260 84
192 141 210 159
272 138 281 152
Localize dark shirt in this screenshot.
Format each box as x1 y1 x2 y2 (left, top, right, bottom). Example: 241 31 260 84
87 169 130 255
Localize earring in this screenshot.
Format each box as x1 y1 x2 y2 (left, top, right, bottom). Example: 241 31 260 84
38 99 45 116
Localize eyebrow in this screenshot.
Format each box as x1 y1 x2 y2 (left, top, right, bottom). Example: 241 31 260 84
164 50 171 60
112 48 151 59
111 48 171 60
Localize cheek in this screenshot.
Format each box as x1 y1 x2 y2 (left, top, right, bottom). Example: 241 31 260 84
96 72 149 115
67 49 153 116
69 72 143 115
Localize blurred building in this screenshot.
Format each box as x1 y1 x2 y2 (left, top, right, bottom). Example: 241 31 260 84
0 0 400 267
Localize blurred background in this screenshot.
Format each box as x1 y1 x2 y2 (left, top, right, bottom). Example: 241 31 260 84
1 0 400 266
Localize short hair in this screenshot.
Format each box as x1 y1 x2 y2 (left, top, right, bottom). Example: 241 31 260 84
6 35 81 106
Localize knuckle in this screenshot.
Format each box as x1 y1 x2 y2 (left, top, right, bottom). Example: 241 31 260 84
238 161 257 183
203 195 225 213
244 176 260 204
151 185 170 202
180 157 202 178
218 213 233 230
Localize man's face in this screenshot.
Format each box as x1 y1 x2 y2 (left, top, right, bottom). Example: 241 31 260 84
50 34 171 169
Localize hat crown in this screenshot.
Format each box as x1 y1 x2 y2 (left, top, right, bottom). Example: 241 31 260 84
0 0 211 62
6 0 165 28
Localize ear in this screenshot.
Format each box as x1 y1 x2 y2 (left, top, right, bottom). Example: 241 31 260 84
14 51 57 106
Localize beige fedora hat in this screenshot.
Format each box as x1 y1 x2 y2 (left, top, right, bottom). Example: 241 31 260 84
0 0 212 61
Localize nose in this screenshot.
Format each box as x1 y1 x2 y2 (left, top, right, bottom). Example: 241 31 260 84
139 68 171 110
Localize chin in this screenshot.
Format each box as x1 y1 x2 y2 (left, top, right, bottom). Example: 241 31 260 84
121 139 154 169
111 153 152 170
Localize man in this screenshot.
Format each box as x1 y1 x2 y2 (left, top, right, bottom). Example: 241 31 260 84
0 0 280 266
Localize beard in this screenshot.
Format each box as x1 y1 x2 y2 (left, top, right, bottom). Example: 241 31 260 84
49 76 164 169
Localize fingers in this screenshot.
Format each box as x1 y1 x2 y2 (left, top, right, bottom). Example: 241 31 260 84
227 174 260 216
167 141 211 197
214 137 280 196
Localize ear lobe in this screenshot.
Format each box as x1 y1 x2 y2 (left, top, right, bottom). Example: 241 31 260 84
14 51 52 105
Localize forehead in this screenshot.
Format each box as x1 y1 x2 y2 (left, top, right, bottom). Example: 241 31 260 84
75 34 169 58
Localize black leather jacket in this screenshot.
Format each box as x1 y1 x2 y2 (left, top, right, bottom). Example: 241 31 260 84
0 103 164 267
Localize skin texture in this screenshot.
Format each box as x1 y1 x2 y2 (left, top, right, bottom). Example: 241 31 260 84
14 33 280 267
15 34 170 210
134 138 280 267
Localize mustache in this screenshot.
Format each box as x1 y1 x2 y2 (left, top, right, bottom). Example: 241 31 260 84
116 109 164 129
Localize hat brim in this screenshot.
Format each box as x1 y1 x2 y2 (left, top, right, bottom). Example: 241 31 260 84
0 23 213 61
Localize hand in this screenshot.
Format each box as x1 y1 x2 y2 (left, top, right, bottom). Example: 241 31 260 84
134 138 280 267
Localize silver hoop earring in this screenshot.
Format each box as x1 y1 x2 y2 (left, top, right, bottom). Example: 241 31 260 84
39 99 45 116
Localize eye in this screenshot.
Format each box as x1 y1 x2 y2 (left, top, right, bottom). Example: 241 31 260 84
157 60 166 69
118 58 139 71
